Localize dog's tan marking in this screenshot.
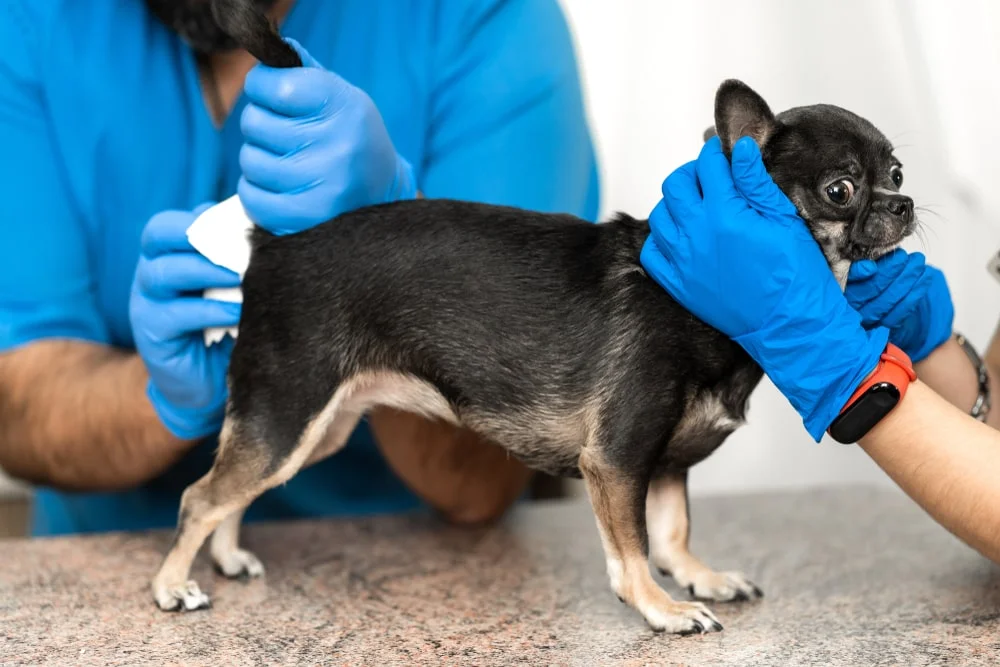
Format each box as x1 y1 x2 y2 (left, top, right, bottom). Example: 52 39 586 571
306 371 458 466
676 394 741 435
646 473 762 602
461 399 590 475
210 508 264 578
579 451 722 634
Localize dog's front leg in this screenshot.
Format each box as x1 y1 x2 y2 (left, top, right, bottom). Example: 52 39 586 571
579 452 722 634
646 471 762 602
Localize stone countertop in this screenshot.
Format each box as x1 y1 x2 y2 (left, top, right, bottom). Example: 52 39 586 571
1 487 998 666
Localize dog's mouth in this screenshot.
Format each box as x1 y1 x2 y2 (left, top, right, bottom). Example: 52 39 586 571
864 242 902 260
844 216 916 261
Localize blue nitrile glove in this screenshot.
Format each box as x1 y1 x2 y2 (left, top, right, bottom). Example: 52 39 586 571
129 206 242 440
238 39 417 235
639 137 890 441
846 249 954 362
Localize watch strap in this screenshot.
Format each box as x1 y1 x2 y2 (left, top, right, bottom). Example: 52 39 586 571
843 343 916 410
827 343 916 443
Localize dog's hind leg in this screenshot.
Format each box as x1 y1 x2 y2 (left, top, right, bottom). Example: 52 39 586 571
151 390 363 612
210 507 263 579
150 419 268 611
579 450 723 634
647 471 762 602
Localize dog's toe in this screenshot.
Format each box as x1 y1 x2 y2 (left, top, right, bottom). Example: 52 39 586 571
643 600 723 635
687 571 763 603
213 549 266 580
153 580 211 612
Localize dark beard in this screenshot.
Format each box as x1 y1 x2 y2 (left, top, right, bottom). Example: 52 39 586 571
145 0 280 54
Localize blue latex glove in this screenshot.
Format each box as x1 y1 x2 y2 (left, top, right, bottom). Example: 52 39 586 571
640 137 890 441
846 249 954 362
238 39 417 235
129 206 242 440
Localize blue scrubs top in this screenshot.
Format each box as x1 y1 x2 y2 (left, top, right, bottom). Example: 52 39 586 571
0 0 599 536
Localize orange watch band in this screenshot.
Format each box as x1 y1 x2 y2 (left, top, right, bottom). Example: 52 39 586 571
827 343 917 443
841 343 917 413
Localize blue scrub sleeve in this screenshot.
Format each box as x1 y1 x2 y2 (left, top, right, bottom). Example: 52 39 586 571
0 2 109 351
422 0 600 220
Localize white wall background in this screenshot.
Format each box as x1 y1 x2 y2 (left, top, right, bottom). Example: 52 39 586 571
557 0 1000 496
3 0 1000 501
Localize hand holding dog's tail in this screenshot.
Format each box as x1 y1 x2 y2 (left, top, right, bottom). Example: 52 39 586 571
209 0 302 68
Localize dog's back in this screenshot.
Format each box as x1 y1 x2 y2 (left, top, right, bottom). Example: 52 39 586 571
228 198 757 478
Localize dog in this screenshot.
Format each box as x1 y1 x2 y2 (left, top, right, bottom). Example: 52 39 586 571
151 0 916 635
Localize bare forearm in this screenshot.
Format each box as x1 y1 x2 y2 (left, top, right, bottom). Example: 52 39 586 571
368 407 533 524
860 380 1000 564
915 336 1000 429
0 340 193 491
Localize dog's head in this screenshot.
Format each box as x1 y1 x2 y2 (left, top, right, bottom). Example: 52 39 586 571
704 80 915 282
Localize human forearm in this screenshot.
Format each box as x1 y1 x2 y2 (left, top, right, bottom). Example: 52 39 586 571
369 407 533 524
860 380 1000 564
0 340 194 490
915 337 1000 429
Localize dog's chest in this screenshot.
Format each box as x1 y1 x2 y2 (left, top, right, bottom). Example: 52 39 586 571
657 363 763 472
664 395 742 468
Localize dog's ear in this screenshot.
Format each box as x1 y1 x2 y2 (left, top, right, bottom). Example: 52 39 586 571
713 79 776 155
702 126 717 142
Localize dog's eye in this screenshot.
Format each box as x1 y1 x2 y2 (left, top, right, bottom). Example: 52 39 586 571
825 180 855 205
890 165 903 188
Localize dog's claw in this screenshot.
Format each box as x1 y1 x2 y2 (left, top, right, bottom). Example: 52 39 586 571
153 579 211 612
642 600 723 636
677 619 712 636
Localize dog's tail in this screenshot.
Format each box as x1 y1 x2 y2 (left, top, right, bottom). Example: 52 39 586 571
209 0 302 68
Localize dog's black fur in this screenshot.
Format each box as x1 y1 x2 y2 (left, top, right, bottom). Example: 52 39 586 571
152 0 917 634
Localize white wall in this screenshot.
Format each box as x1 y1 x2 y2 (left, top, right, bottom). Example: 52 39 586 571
558 0 1000 496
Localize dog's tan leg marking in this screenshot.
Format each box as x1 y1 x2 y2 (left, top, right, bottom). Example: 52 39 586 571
153 391 358 610
579 452 722 634
647 472 762 602
151 468 257 611
152 371 458 611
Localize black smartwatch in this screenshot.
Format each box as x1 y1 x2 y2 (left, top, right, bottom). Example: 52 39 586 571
828 343 917 444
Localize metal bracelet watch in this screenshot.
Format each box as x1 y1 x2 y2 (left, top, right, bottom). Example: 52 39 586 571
828 343 918 444
954 332 991 422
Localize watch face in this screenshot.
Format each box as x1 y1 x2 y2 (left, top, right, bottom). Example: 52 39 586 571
829 382 901 444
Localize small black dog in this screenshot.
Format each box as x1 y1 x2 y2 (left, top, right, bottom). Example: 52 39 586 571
152 0 916 634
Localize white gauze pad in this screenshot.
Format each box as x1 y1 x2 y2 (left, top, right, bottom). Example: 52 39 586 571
184 195 255 346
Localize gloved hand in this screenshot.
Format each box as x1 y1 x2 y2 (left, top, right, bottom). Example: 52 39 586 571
845 249 954 363
238 39 416 235
640 136 890 440
130 206 242 440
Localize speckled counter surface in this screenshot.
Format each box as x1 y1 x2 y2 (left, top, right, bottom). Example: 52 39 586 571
2 486 998 666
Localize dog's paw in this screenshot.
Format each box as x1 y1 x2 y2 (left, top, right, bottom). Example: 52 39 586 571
641 599 724 635
152 579 211 612
685 570 763 603
213 548 265 580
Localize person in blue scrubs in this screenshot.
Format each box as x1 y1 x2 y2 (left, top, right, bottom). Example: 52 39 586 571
0 0 599 536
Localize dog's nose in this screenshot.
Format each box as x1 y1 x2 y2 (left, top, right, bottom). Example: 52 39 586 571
885 195 913 224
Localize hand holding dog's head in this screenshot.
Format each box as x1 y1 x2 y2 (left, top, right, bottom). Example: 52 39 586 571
705 80 915 268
